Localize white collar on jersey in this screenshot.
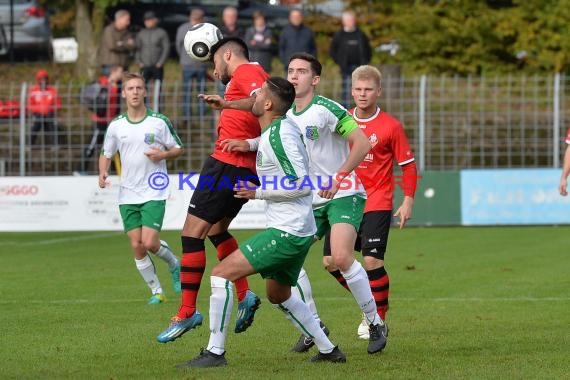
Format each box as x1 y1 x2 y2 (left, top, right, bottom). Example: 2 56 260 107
352 106 381 123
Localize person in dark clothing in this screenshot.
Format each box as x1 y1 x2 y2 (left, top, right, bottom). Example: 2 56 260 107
219 6 245 39
99 10 135 75
329 10 372 108
278 9 316 71
80 65 123 174
136 11 170 111
245 11 274 73
217 6 245 96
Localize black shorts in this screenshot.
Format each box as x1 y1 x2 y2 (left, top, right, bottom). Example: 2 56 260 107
360 210 392 260
323 210 392 260
187 156 259 224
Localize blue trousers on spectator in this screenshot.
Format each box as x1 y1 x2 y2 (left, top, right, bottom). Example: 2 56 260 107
182 66 207 124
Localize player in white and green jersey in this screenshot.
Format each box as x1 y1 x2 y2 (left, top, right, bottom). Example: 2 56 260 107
178 77 346 368
99 72 184 305
201 54 388 355
285 53 387 355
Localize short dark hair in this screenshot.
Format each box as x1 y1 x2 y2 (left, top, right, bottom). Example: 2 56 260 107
210 37 250 62
265 76 296 116
288 52 322 76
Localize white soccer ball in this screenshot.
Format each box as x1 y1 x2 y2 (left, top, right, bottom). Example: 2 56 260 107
183 22 223 62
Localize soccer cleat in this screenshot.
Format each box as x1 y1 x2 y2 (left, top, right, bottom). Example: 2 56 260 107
291 321 329 353
357 312 370 340
176 348 227 368
156 311 203 343
169 263 181 294
148 293 165 305
234 290 261 333
309 346 347 363
367 321 388 354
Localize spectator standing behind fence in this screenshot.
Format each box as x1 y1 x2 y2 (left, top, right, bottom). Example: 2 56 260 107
27 69 61 146
100 9 135 75
216 6 245 97
244 11 274 73
219 6 244 39
176 8 208 124
136 11 170 112
278 9 316 71
79 65 123 174
329 10 372 108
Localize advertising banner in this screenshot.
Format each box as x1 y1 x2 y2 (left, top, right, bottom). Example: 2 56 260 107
460 169 570 225
0 176 267 232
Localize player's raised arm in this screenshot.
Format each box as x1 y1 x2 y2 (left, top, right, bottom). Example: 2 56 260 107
559 143 570 196
318 122 371 199
340 126 372 176
199 93 256 111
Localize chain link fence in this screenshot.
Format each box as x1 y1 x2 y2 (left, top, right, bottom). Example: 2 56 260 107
1 74 569 176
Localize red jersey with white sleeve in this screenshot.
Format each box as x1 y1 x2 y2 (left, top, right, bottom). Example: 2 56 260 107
350 106 416 212
565 128 570 144
211 62 269 173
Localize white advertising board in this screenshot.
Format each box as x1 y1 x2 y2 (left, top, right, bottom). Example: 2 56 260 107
0 176 267 232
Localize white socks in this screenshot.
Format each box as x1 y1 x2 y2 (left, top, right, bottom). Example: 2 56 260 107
135 255 162 295
207 276 233 355
150 240 178 270
277 294 335 354
341 260 382 326
292 267 321 323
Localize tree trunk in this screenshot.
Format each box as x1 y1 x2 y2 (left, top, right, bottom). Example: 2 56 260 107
74 0 98 80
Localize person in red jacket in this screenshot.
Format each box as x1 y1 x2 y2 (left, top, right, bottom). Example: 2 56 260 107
80 65 123 173
27 69 62 145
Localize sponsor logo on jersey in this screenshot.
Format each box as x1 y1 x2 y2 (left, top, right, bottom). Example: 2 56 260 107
144 133 155 145
364 152 374 162
305 126 319 141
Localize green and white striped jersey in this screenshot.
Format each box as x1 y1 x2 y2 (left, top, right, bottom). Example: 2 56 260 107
102 109 183 204
256 116 316 237
286 95 366 207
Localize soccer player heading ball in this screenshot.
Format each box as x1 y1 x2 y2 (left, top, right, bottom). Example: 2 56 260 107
178 76 346 368
157 38 268 344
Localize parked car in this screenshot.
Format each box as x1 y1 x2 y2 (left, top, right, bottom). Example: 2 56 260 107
105 0 291 58
0 0 51 58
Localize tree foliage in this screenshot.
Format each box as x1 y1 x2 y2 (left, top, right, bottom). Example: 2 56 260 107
332 0 570 74
45 0 570 75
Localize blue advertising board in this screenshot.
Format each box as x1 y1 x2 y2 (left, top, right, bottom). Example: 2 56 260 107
461 169 570 225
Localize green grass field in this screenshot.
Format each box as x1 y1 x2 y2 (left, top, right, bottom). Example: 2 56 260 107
2 227 569 379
